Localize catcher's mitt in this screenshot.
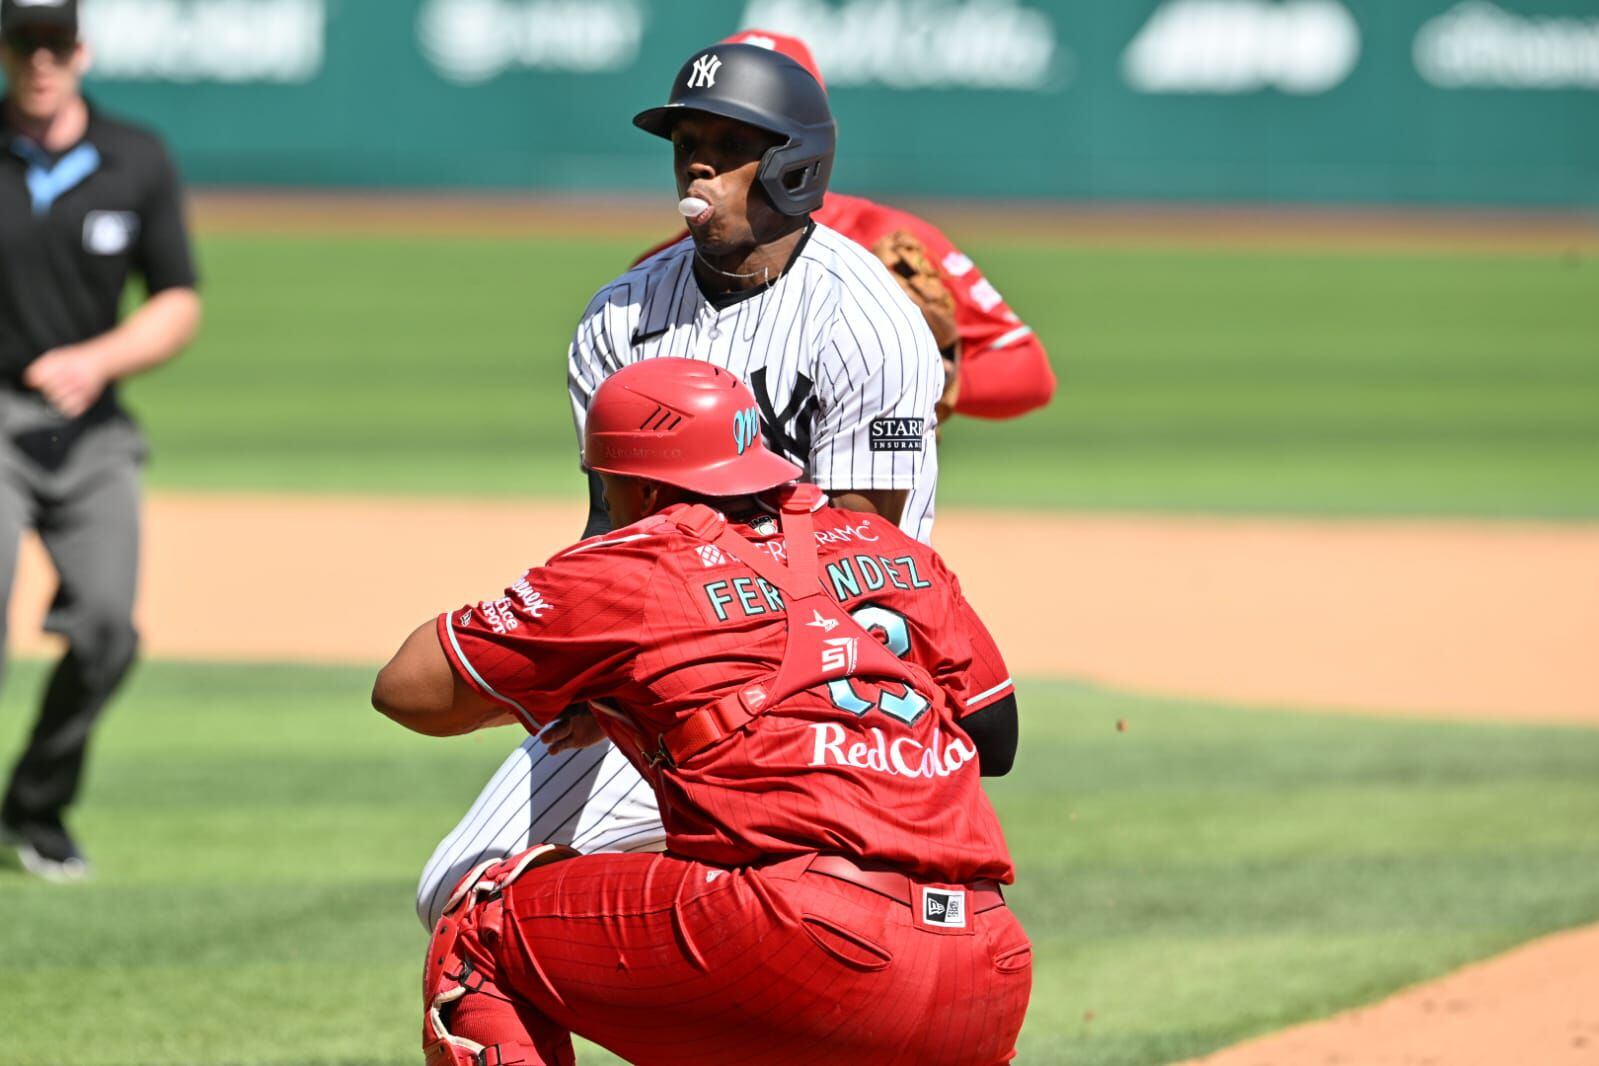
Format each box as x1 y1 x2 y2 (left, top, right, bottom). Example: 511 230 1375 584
872 230 959 353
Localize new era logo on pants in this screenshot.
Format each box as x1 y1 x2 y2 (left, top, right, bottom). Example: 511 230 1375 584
922 888 967 928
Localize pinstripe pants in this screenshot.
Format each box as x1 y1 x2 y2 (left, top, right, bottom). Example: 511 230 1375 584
416 738 662 929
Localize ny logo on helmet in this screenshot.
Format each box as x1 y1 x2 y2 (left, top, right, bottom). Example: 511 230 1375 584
732 406 760 455
688 53 722 89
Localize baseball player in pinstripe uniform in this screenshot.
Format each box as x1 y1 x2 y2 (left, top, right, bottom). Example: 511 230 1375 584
642 31 1059 426
414 42 951 926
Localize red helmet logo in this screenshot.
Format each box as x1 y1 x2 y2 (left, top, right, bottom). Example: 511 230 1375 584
732 405 760 455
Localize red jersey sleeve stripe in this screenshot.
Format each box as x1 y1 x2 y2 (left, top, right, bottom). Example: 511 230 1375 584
965 677 1015 712
436 613 540 731
986 325 1034 351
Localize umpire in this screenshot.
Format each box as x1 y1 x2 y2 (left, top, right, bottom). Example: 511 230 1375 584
0 0 200 881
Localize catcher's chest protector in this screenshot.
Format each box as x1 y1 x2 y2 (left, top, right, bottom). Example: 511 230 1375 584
659 487 936 766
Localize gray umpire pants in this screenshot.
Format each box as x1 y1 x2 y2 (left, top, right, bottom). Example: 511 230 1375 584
0 390 143 832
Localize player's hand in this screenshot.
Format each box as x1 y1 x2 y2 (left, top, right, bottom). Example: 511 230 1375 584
540 706 606 754
24 345 111 420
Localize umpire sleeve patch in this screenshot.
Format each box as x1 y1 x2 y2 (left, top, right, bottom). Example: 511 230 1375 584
869 417 925 452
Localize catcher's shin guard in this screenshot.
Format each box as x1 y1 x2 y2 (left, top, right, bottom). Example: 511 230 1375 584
423 844 579 1066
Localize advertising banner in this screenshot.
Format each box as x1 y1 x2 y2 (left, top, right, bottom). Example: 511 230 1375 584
52 0 1599 205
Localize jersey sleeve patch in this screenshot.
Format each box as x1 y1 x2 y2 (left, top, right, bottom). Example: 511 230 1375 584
869 417 926 452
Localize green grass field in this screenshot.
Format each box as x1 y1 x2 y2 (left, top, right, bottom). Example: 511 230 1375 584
3 228 1595 1064
3 662 1598 1065
122 234 1599 516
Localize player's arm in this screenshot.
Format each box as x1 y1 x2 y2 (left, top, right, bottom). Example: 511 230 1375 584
951 328 1055 420
944 268 1054 421
372 620 517 737
911 552 1019 776
959 692 1018 777
379 547 649 741
895 216 1055 421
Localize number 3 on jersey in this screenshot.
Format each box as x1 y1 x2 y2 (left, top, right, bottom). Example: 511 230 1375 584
827 605 930 725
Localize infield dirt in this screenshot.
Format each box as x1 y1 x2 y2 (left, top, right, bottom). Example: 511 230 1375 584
12 492 1595 722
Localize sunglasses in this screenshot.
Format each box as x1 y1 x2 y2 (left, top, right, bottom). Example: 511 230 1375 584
3 30 78 60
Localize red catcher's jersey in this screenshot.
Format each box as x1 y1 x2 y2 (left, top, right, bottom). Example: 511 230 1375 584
437 501 1017 885
634 191 1057 420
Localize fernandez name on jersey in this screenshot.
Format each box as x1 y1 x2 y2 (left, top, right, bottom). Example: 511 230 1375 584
567 222 946 543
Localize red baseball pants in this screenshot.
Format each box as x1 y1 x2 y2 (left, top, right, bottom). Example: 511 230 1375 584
429 851 1032 1065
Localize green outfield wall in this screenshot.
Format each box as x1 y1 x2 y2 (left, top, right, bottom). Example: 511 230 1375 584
47 0 1599 205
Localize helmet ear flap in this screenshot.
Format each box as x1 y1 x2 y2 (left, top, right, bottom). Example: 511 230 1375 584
757 137 833 216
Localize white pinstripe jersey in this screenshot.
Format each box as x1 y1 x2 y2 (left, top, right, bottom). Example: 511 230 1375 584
567 222 943 542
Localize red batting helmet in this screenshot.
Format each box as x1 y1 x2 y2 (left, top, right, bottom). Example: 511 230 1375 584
583 358 802 496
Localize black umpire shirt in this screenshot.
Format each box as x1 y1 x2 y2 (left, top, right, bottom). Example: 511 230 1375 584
0 99 196 404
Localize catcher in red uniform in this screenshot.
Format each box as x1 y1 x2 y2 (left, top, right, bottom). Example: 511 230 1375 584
374 358 1030 1065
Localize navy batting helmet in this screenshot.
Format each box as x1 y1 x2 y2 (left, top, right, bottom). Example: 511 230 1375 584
633 43 834 217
